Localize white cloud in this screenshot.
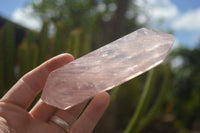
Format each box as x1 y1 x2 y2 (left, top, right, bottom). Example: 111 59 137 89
150 5 178 20
135 0 178 19
135 0 179 30
134 0 200 48
10 0 200 48
172 8 200 31
11 6 42 31
135 0 200 32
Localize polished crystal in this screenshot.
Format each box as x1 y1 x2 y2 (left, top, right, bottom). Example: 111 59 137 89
41 28 175 110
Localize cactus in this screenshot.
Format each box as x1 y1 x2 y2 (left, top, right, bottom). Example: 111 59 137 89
0 26 5 96
38 21 49 64
18 31 39 77
4 23 15 89
29 43 39 69
123 64 172 133
18 40 29 77
124 69 157 133
26 31 39 69
67 29 81 58
66 31 73 54
52 22 64 56
80 33 92 56
136 64 171 133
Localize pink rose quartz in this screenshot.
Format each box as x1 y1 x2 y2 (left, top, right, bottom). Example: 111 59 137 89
41 28 175 110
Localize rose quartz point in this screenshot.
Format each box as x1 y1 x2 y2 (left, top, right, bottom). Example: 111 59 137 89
41 28 175 110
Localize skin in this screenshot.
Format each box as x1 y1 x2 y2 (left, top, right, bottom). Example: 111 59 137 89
0 54 110 133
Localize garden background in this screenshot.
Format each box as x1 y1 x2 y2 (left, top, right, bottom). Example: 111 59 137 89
0 0 200 132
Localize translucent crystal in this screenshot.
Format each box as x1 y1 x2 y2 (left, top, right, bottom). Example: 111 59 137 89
41 28 175 110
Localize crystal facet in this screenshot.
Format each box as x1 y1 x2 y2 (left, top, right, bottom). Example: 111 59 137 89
41 28 175 110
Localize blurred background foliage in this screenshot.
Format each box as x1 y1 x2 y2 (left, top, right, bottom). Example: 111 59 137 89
0 0 200 132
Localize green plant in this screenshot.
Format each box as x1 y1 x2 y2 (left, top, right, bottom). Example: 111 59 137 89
123 64 172 133
0 23 15 93
0 25 5 95
124 69 157 133
38 21 49 64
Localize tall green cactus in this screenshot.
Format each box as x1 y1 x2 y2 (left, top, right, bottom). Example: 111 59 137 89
38 21 49 64
18 32 39 78
67 29 81 58
4 23 15 89
52 22 64 56
123 64 172 133
18 40 29 77
136 64 171 133
0 26 5 95
80 33 92 56
27 31 39 69
124 69 157 133
29 44 39 69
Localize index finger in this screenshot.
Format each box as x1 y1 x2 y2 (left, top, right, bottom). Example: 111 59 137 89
1 54 74 109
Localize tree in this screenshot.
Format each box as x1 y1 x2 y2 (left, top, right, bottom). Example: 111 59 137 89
170 43 200 130
30 0 144 48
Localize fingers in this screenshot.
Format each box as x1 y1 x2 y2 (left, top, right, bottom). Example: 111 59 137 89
48 101 88 132
30 99 87 123
69 92 110 133
1 54 74 109
22 53 74 94
53 100 88 125
30 99 57 121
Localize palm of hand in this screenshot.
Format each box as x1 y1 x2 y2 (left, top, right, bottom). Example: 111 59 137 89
0 102 46 133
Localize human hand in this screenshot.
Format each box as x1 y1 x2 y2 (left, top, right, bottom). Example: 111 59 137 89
0 54 110 133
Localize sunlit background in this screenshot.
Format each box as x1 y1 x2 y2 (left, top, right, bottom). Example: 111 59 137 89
1 0 200 48
0 0 200 133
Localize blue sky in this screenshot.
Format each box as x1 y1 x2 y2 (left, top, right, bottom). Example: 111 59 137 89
169 0 200 48
0 0 200 49
172 0 200 13
0 0 31 18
